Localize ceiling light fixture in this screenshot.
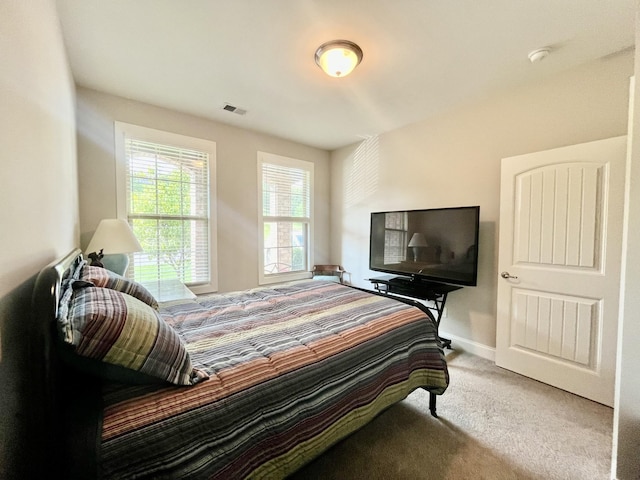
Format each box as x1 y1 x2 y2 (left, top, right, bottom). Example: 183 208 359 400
314 40 363 78
528 47 551 63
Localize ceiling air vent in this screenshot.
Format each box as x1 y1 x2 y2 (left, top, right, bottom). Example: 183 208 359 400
222 103 247 116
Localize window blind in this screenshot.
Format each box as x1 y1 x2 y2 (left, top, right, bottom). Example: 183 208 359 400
124 138 210 285
261 163 310 218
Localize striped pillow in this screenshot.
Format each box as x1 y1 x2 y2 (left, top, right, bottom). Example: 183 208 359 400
62 285 206 386
80 264 159 310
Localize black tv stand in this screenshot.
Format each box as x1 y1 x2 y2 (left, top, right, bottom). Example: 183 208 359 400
367 275 462 349
388 276 444 289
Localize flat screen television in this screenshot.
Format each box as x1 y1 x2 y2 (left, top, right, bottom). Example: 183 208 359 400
369 206 480 286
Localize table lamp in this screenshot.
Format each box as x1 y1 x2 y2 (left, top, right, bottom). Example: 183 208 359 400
86 218 142 275
408 233 428 262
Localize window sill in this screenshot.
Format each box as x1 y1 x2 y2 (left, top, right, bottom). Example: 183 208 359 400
259 271 312 286
187 282 218 295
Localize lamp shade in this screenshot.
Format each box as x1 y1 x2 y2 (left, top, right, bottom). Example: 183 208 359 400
314 40 363 78
86 218 142 255
408 233 428 248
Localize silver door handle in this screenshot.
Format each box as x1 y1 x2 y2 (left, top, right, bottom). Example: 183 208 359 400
501 271 518 279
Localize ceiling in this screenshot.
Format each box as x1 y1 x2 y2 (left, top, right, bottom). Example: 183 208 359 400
56 0 635 151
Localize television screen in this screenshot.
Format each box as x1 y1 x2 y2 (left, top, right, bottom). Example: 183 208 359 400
369 206 479 286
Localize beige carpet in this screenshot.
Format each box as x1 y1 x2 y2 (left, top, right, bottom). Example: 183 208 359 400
290 351 613 480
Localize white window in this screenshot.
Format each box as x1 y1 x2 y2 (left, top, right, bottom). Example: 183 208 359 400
258 152 313 285
115 122 217 294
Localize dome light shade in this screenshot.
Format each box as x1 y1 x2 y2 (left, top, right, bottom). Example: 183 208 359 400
528 47 551 63
314 40 363 78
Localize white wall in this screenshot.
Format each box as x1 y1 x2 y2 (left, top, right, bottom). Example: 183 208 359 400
612 5 640 478
75 88 331 293
0 1 78 478
0 1 78 296
331 51 633 351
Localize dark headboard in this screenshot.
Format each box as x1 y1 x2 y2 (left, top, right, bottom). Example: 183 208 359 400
31 249 101 478
32 248 83 371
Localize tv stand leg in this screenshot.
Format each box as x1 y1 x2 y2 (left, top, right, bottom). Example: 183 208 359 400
433 293 453 349
429 392 438 418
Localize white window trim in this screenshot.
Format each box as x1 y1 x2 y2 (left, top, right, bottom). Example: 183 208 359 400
114 121 218 294
257 151 314 285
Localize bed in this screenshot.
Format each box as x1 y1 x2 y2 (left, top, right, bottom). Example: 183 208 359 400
31 249 449 479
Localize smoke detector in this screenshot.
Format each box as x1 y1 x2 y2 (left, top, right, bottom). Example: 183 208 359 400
528 47 551 63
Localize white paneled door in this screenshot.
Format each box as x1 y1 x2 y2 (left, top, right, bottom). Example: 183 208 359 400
496 136 627 406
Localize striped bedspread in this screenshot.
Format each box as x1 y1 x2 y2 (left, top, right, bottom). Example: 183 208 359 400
99 280 449 479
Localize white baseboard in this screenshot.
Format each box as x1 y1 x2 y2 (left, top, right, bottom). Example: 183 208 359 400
439 331 496 362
